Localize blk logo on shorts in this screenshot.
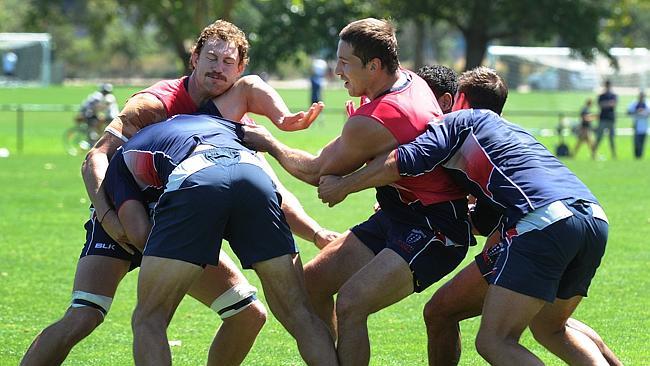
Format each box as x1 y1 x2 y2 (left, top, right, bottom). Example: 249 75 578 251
95 243 116 250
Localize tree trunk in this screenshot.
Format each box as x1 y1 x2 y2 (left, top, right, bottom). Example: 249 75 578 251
414 18 425 70
463 28 489 70
461 1 492 70
220 0 236 21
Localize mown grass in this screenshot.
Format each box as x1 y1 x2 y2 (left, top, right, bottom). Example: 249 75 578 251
0 85 648 365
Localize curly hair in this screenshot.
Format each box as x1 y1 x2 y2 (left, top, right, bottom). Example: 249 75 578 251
339 18 399 74
189 20 249 69
416 65 458 99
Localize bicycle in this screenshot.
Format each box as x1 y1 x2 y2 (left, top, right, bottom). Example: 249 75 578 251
63 116 104 156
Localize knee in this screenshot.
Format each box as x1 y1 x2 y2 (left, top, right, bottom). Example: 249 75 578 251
335 290 365 323
54 308 104 342
475 329 498 361
422 288 464 329
423 295 449 326
529 320 556 345
226 301 267 334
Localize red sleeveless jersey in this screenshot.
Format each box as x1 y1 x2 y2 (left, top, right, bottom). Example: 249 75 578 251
352 69 466 205
134 76 197 117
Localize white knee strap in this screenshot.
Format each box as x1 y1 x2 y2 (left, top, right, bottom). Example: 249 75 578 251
71 291 113 317
210 284 258 319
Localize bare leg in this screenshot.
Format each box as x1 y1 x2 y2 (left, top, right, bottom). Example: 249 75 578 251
21 256 129 366
132 256 203 366
303 231 375 339
475 285 547 365
188 252 266 366
253 254 338 366
565 319 622 366
529 296 609 366
336 249 414 366
424 262 487 366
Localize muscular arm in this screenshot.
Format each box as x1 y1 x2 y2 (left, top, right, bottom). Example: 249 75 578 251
256 153 339 249
219 75 323 131
81 93 166 242
245 115 398 186
317 149 401 207
116 200 152 252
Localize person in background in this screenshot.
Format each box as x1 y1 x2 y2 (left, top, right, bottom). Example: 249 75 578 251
310 58 328 104
2 51 18 77
574 98 596 159
76 83 119 142
627 90 648 159
593 80 618 159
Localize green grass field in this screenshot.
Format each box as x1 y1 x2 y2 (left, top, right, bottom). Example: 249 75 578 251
0 85 649 365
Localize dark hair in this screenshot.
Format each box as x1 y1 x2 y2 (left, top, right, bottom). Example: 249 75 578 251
189 20 249 70
416 65 458 99
458 66 508 115
339 18 399 74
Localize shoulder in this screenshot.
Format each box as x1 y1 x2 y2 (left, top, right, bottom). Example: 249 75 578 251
341 114 394 143
231 75 265 92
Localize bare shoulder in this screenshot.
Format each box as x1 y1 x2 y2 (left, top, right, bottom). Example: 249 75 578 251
118 93 167 135
233 74 264 89
340 115 398 153
343 115 393 138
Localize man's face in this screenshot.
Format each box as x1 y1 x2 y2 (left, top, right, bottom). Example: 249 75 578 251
191 37 244 97
335 40 371 97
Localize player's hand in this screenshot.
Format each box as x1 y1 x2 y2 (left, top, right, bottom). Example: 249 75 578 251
243 125 276 152
100 211 134 255
313 228 341 249
277 102 324 131
318 175 348 207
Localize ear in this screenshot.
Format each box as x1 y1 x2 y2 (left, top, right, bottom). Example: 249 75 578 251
452 92 471 112
190 52 198 69
437 93 453 114
369 58 381 72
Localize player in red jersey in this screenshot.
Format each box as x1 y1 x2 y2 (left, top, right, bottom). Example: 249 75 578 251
244 18 475 365
320 66 621 366
22 20 337 366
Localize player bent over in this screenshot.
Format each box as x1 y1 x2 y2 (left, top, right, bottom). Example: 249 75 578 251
113 114 337 365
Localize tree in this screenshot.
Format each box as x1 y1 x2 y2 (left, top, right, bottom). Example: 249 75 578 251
381 0 614 70
246 0 371 73
118 0 239 73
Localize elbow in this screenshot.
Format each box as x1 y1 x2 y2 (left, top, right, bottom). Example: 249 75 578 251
81 147 101 176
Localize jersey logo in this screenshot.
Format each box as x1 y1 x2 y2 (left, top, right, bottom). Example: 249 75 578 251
406 229 426 244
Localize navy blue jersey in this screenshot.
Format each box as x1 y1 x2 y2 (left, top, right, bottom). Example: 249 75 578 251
598 91 617 121
105 114 252 210
397 109 598 229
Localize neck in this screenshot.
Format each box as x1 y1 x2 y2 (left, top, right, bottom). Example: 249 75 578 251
367 70 402 100
187 73 209 106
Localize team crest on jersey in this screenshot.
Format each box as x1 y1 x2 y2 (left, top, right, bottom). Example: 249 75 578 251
405 229 426 244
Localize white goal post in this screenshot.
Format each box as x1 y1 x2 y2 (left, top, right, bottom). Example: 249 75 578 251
487 46 650 93
0 33 52 86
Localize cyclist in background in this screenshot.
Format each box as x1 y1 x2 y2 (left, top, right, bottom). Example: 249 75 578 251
76 83 119 142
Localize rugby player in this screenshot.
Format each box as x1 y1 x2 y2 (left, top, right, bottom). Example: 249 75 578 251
104 113 337 365
317 68 613 365
21 20 337 366
244 18 475 365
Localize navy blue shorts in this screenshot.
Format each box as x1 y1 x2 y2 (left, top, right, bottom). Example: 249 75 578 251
79 214 142 271
144 148 297 268
351 210 468 292
475 200 608 302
